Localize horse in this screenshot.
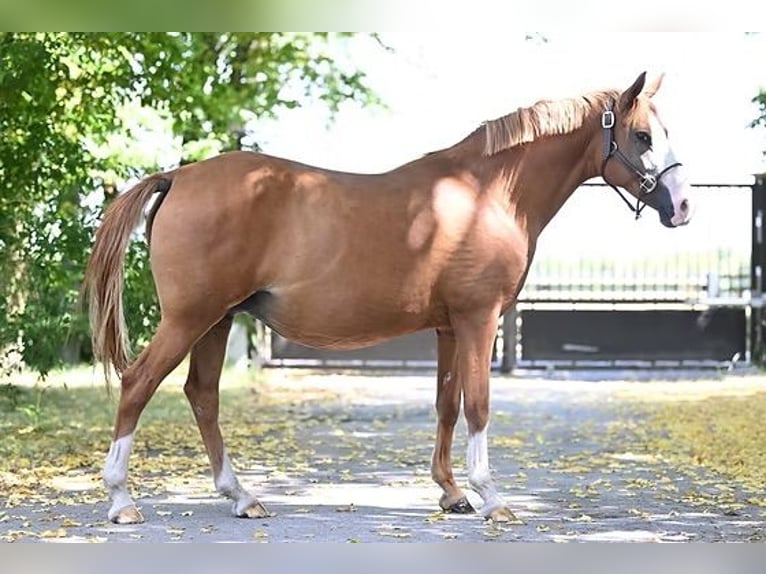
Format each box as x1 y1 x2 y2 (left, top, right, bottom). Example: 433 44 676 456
84 72 693 525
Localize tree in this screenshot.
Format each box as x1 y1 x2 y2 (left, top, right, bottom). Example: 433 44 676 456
0 32 379 377
753 91 766 133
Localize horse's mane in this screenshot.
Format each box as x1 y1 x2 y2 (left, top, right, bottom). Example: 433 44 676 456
482 89 619 156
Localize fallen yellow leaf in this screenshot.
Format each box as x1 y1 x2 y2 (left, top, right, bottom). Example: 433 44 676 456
39 528 67 538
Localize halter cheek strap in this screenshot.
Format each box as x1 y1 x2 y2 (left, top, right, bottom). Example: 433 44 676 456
600 101 682 220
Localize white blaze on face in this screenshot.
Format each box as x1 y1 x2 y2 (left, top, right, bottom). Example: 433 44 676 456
643 109 694 226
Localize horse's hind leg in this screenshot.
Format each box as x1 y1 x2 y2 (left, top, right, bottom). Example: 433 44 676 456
103 316 211 524
431 327 475 514
183 316 269 518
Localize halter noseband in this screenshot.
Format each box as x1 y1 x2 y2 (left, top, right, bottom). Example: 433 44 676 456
600 101 682 220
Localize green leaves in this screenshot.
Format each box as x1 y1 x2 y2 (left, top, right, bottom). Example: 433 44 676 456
752 90 766 129
0 33 379 377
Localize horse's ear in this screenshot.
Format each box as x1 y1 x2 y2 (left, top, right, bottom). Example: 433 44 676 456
643 73 664 98
619 71 647 112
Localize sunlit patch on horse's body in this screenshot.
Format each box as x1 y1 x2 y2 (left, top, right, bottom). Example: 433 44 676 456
84 72 693 524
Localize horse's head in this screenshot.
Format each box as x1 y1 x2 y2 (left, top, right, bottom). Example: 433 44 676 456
601 72 693 228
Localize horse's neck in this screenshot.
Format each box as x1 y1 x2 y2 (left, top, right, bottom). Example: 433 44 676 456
418 118 600 239
486 126 600 239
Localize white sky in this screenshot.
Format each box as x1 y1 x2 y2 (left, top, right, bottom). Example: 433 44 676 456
252 33 764 275
259 32 766 184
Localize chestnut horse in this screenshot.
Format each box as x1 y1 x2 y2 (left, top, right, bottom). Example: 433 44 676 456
85 72 693 525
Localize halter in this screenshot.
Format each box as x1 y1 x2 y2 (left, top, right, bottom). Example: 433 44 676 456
600 100 682 220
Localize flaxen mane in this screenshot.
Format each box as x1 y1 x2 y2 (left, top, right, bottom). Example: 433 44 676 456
482 90 619 156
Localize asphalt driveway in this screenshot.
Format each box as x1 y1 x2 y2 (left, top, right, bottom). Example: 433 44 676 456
3 371 765 542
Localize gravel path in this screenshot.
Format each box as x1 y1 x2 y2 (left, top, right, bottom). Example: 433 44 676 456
4 372 765 542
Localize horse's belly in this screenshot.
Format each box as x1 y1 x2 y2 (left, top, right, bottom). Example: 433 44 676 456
249 288 435 351
272 327 404 351
266 313 424 351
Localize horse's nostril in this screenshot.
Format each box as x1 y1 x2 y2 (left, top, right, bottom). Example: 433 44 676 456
680 199 689 213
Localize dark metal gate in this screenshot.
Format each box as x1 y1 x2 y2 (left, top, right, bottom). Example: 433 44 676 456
749 174 766 365
263 181 755 370
508 182 752 370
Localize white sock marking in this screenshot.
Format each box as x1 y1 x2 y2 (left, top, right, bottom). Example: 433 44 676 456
215 451 242 498
215 451 259 516
467 426 505 514
103 433 135 518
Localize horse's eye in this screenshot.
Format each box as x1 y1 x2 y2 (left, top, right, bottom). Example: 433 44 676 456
635 131 652 146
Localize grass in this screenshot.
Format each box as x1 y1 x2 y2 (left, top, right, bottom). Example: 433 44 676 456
0 364 340 511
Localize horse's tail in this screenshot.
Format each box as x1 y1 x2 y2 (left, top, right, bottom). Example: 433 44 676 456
83 173 174 391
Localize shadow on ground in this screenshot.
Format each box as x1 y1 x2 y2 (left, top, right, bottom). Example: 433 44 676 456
2 371 766 542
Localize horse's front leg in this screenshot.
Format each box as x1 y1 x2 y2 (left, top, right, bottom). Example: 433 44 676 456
452 310 520 523
431 327 474 514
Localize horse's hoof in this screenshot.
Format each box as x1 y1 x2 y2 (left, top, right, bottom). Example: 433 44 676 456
234 498 271 519
440 494 476 514
109 504 144 524
485 506 522 524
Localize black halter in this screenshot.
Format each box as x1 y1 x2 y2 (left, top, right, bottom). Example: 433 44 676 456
600 101 682 220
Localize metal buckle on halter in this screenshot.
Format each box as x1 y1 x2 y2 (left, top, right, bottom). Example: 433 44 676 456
639 173 658 194
601 110 615 129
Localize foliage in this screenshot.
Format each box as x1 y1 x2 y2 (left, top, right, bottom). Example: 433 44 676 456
752 71 766 166
0 33 379 376
119 33 378 152
753 90 766 133
644 392 766 493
